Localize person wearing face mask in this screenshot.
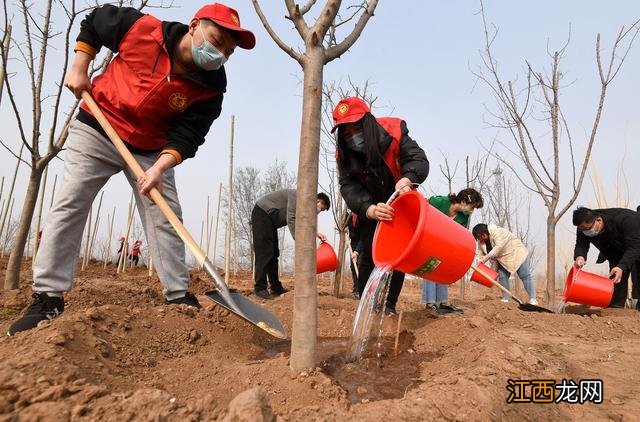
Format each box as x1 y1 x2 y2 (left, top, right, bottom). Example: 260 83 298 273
251 189 331 300
8 4 255 336
333 97 430 316
572 206 640 309
422 188 484 315
472 223 538 305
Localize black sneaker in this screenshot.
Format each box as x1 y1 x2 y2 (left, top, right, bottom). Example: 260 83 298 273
425 303 440 316
254 289 274 300
165 292 202 309
439 303 463 314
270 286 289 296
8 292 64 336
384 305 398 316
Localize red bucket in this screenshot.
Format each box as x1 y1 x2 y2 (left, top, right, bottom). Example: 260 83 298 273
316 241 338 274
563 267 613 308
470 262 498 288
372 191 476 284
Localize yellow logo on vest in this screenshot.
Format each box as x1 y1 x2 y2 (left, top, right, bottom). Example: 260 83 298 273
169 93 187 111
337 103 349 115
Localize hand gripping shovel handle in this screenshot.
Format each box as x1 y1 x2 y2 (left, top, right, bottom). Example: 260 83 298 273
81 91 242 315
470 264 524 305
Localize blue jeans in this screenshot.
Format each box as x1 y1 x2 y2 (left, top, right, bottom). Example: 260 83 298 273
497 256 536 300
421 280 448 304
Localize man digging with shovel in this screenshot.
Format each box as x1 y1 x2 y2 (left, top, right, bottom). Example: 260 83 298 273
9 3 256 336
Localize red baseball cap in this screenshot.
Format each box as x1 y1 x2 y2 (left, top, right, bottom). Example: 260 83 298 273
331 97 370 133
194 3 256 50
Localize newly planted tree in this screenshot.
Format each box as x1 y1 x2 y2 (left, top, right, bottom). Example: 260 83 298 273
252 0 379 371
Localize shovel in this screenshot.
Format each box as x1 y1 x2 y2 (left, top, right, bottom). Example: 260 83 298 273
470 264 554 313
81 92 287 339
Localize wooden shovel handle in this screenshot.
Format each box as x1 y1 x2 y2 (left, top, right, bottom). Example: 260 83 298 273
81 91 205 264
470 264 523 305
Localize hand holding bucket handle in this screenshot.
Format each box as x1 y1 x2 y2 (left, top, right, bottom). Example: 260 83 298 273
385 183 421 206
80 91 242 315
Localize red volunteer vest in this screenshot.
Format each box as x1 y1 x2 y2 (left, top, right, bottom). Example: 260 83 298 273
80 15 220 150
376 117 403 182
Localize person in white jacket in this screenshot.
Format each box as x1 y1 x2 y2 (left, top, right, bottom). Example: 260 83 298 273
472 223 538 305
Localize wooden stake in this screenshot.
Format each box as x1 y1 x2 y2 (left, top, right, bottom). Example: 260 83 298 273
225 115 234 285
213 182 222 267
32 165 49 263
104 206 115 269
394 311 404 358
1 197 14 258
0 144 24 244
49 174 58 207
81 206 92 270
118 193 135 273
205 195 211 259
87 191 104 266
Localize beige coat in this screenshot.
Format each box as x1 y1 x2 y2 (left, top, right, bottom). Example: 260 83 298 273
478 225 529 273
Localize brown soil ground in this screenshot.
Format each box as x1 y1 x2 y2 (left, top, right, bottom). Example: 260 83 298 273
0 257 639 421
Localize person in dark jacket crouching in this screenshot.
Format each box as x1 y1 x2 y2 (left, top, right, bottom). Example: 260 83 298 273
333 97 429 315
573 206 640 309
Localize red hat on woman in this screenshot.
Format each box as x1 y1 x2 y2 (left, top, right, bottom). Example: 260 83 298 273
194 3 256 49
331 97 370 133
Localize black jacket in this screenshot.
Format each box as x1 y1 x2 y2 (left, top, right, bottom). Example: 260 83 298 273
574 208 640 272
337 119 429 218
76 5 226 160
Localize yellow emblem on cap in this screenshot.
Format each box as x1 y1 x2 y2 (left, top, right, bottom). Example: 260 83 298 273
231 13 240 25
169 92 187 111
338 103 349 115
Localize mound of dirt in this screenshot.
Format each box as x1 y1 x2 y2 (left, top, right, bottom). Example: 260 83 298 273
1 258 639 420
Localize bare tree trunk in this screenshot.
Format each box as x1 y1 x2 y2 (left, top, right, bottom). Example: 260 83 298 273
545 218 557 305
0 24 11 104
4 170 43 289
291 51 324 372
333 229 347 297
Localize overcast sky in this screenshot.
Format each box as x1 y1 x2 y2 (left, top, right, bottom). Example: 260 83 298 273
0 1 638 273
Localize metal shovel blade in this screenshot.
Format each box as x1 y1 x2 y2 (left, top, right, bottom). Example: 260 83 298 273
517 302 555 313
203 290 287 339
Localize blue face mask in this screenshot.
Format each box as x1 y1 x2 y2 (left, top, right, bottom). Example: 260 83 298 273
191 22 227 71
582 228 599 237
345 132 366 153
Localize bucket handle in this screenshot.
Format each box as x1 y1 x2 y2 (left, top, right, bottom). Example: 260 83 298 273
385 183 422 205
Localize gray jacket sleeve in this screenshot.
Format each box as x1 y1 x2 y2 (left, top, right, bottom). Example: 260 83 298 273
287 191 297 239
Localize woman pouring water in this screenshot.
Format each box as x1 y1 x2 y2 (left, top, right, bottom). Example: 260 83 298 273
422 188 484 315
332 97 430 315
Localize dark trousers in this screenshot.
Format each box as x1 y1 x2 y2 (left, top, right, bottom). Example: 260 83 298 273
610 263 640 307
357 218 405 308
251 206 282 291
128 254 139 266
